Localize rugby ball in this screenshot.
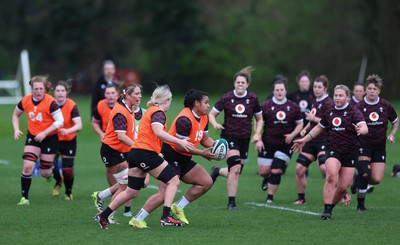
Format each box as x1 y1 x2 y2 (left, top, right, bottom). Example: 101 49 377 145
211 138 228 161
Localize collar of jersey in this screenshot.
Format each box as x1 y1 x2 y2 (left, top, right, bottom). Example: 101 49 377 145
316 94 329 102
364 96 380 105
272 96 287 105
335 103 349 110
233 90 247 98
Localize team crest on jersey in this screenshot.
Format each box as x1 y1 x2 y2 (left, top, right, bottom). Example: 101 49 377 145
235 104 245 114
271 106 275 111
276 111 286 120
369 112 379 122
310 108 317 115
379 107 383 112
246 99 250 104
299 100 308 109
332 117 342 127
231 99 234 103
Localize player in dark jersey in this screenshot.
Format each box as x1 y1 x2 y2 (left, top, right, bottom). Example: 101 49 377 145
293 76 333 204
352 75 398 212
51 81 82 200
129 89 217 228
256 79 303 203
293 85 368 220
12 75 64 205
349 81 365 107
209 66 263 210
287 70 315 123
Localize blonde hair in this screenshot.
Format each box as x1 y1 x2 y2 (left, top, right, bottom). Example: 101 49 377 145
147 84 172 107
234 66 255 84
334 84 350 97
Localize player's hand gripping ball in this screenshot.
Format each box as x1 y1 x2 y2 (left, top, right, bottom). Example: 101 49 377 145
211 138 228 161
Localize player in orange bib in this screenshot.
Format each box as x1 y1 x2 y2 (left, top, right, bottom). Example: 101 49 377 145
129 89 217 228
95 85 194 229
91 83 119 187
12 75 64 205
51 81 82 200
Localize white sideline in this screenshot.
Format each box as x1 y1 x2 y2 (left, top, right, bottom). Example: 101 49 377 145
0 159 10 165
246 201 320 216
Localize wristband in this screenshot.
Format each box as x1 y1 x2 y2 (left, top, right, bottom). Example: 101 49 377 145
308 133 313 140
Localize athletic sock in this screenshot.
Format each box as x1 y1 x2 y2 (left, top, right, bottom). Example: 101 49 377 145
298 193 305 200
176 196 190 209
124 206 131 213
135 208 149 221
324 204 333 213
98 188 112 200
101 207 113 219
53 164 62 184
267 194 274 201
228 196 236 204
62 167 74 195
21 174 32 199
162 206 171 219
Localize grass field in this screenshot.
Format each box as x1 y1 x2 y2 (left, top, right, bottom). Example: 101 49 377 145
1 95 399 245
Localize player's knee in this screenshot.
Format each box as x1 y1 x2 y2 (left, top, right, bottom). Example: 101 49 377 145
40 160 53 169
23 152 38 163
272 158 286 174
297 154 312 167
317 155 327 165
358 160 371 180
113 168 128 185
128 176 145 191
269 173 281 185
227 156 241 172
62 158 74 168
295 164 307 176
157 164 177 184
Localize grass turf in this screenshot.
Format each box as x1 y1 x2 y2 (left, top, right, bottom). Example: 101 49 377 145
1 96 399 245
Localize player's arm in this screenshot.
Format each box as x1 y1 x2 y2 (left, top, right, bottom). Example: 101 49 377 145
292 124 324 152
35 107 64 142
252 113 263 143
285 120 304 144
12 106 24 140
60 106 82 135
305 111 321 124
113 113 134 147
208 108 224 130
91 118 104 138
300 122 311 137
387 119 399 144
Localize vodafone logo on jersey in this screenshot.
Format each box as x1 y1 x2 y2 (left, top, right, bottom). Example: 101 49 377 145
369 112 379 122
235 104 245 114
332 117 342 127
276 111 286 120
310 108 317 115
299 100 308 109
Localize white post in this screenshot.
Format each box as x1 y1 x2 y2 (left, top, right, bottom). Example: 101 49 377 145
21 49 31 95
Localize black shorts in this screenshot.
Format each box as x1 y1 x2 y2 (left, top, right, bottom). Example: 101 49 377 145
358 143 386 163
58 138 77 157
100 143 128 168
128 148 164 172
162 143 197 178
221 134 250 159
301 141 327 158
257 142 293 160
325 148 357 168
25 132 58 154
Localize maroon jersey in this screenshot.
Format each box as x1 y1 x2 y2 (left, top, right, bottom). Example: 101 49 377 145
349 96 361 107
309 95 334 142
320 104 365 154
213 90 262 139
261 98 303 146
357 97 398 147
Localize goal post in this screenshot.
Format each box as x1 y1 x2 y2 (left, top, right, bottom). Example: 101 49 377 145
0 49 31 104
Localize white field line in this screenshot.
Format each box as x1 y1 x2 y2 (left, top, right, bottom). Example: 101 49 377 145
146 184 182 192
245 202 320 216
0 159 10 165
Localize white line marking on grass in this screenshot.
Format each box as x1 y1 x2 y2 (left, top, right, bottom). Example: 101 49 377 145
245 202 320 216
146 184 182 192
0 159 10 165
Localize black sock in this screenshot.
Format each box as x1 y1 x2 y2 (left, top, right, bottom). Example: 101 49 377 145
228 196 236 204
124 206 131 213
64 176 74 195
324 204 333 213
21 174 32 199
267 194 274 201
357 197 365 207
53 165 62 185
298 193 305 200
162 206 171 219
101 207 113 219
